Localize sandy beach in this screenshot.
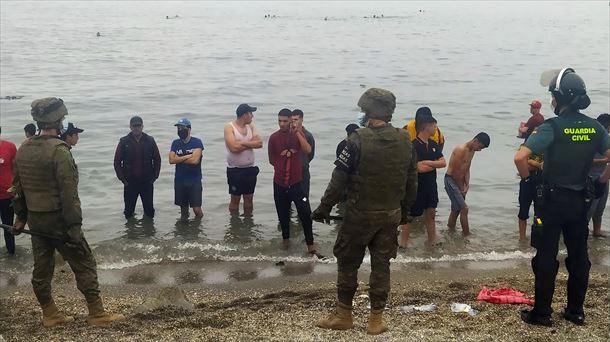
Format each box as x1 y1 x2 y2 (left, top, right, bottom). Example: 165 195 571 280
1 260 608 341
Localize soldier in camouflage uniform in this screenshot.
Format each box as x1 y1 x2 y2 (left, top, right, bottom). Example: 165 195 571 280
11 97 125 327
312 88 418 335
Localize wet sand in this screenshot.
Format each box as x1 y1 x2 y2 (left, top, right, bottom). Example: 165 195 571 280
0 262 608 341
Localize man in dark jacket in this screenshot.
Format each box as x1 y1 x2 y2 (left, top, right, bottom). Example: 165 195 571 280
114 116 161 219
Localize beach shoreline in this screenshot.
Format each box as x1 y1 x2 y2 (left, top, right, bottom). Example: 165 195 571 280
1 260 608 341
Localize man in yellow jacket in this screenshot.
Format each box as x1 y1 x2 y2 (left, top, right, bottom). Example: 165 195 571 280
403 107 445 152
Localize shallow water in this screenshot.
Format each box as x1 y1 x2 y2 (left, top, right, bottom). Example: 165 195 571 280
1 1 608 273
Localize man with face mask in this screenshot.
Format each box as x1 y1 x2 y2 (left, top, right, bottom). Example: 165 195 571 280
169 118 204 220
114 116 161 219
312 88 417 335
11 97 125 327
515 68 610 327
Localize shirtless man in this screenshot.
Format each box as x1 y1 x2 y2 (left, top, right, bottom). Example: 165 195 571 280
444 132 490 235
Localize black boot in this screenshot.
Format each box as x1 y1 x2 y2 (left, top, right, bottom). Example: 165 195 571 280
562 309 585 326
520 309 552 327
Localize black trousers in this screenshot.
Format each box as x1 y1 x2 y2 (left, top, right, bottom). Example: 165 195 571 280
0 198 15 254
273 182 314 245
532 188 590 317
123 180 155 218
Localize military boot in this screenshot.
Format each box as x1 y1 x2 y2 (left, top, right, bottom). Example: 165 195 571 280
86 298 126 326
41 301 74 327
316 302 354 330
367 309 388 335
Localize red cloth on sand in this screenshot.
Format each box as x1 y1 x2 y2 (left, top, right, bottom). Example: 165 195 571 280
477 287 534 306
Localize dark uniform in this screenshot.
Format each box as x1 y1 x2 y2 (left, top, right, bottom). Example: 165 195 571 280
313 88 417 335
12 97 124 327
519 68 610 326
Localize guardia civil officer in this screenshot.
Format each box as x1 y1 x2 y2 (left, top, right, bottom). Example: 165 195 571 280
312 88 417 335
11 98 126 327
514 68 610 326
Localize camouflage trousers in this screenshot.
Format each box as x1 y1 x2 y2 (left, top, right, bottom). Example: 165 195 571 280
28 211 100 305
333 209 400 310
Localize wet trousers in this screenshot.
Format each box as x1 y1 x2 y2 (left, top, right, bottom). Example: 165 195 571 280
273 182 314 245
123 180 155 218
0 199 15 254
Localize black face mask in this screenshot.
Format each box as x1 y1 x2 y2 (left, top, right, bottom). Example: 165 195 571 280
177 128 189 140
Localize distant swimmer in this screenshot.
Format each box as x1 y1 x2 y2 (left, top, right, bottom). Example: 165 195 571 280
96 32 101 37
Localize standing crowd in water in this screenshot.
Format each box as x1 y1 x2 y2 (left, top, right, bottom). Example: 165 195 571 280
1 102 608 256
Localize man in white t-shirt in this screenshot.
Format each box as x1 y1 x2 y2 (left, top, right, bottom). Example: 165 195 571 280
224 103 263 212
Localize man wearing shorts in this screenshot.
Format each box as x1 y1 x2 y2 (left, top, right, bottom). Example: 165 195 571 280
399 113 446 247
445 133 490 236
224 103 263 212
169 118 204 220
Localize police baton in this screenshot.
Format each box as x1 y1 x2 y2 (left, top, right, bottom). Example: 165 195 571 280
0 223 68 242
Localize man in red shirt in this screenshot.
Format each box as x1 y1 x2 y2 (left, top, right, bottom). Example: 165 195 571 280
268 108 316 254
0 127 17 255
519 100 545 140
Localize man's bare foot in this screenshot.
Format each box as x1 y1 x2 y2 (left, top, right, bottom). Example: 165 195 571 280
592 232 606 238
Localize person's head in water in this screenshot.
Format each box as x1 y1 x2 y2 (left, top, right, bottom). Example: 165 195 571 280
548 67 590 116
472 132 490 151
24 123 36 138
174 118 192 141
60 122 84 146
277 108 292 133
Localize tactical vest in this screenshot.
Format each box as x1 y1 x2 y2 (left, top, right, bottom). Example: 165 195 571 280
15 136 73 212
346 125 412 211
543 112 603 190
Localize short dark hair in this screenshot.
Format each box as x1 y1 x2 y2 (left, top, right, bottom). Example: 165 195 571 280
291 109 304 118
597 113 610 129
24 123 36 136
278 108 292 117
474 132 490 148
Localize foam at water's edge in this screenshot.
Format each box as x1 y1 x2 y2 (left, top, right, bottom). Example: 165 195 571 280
97 250 540 270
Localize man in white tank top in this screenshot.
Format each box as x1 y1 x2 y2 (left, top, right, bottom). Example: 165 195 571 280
224 104 263 212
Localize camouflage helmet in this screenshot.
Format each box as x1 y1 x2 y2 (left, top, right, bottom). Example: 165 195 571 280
357 88 396 120
31 97 68 123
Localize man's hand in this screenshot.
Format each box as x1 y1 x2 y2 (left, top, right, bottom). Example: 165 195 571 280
312 204 331 224
12 219 26 235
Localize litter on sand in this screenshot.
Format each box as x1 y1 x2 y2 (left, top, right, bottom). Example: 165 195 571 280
400 304 436 313
450 303 479 316
476 287 534 306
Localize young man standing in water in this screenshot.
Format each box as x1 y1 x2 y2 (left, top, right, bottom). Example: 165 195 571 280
170 118 204 220
399 113 446 247
444 133 490 236
519 100 544 140
114 116 162 219
224 103 263 212
291 109 315 198
268 108 316 254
